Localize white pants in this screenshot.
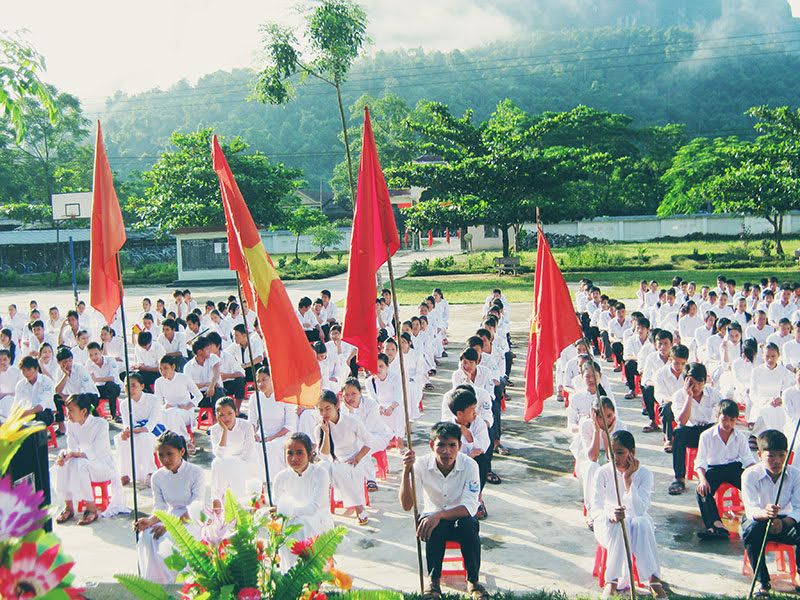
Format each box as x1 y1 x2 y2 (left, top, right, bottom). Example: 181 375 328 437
138 522 200 584
211 456 261 503
54 457 115 504
594 515 660 587
408 380 423 421
576 459 600 514
253 436 288 486
752 402 787 436
380 403 408 439
297 409 320 440
163 407 193 442
326 460 367 508
114 431 158 481
276 511 334 571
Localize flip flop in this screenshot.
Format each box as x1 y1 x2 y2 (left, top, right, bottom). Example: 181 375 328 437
650 582 668 599
78 510 98 526
486 471 502 485
496 445 511 456
668 480 685 495
422 582 442 600
366 480 378 492
697 527 728 540
56 509 74 524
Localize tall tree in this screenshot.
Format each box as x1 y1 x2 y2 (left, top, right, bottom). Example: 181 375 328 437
285 206 326 260
128 129 304 236
253 0 367 209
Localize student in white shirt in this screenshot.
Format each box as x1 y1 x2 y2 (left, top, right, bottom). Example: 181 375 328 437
210 396 261 509
766 318 793 353
135 431 205 584
229 324 266 383
53 394 118 526
248 368 297 483
668 363 720 495
57 310 81 349
341 377 392 492
326 324 357 379
25 319 55 358
746 311 775 348
622 316 649 399
54 346 100 434
317 390 371 526
184 336 224 408
207 331 246 413
133 331 166 391
768 285 796 326
114 373 164 486
783 320 800 372
607 302 630 371
296 297 322 342
639 330 672 434
366 353 406 446
86 342 121 421
399 421 487 599
741 429 800 598
694 399 757 539
400 332 426 414
154 355 203 453
566 362 609 434
750 342 796 436
654 344 689 450
157 318 187 371
591 430 666 599
14 355 57 426
100 326 124 366
272 432 334 570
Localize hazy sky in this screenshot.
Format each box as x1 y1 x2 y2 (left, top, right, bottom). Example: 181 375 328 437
5 0 800 107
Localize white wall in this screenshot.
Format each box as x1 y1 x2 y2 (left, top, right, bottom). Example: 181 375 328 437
468 212 800 250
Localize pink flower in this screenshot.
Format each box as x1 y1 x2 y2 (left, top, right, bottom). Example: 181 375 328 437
0 476 47 539
237 587 261 600
290 536 317 559
198 511 234 548
0 542 82 599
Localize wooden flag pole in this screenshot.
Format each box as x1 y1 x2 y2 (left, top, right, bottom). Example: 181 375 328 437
235 274 273 505
115 255 140 551
386 245 425 595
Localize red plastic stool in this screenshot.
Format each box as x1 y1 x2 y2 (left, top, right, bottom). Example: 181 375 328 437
790 452 795 466
593 545 644 588
373 450 389 481
573 459 577 478
329 482 370 513
634 375 642 397
46 425 58 450
419 399 424 413
685 447 698 481
653 401 662 428
388 437 400 450
743 541 798 585
715 482 744 520
598 339 605 356
154 452 163 469
501 394 507 412
563 389 570 408
442 540 467 578
96 398 112 418
77 480 111 513
197 407 215 430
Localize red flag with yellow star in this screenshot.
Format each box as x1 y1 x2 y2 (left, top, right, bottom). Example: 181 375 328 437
212 136 321 407
523 226 582 421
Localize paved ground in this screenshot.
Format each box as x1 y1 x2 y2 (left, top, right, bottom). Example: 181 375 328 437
8 273 787 597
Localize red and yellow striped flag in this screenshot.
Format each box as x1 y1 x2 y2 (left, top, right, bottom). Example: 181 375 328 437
211 135 321 407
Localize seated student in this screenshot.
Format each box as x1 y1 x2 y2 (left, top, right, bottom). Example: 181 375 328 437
248 367 297 482
184 336 225 408
157 318 187 372
571 397 627 524
0 328 18 365
746 310 775 349
228 324 266 383
53 394 118 526
782 368 800 451
154 355 203 454
0 348 20 408
399 422 488 600
654 344 690 452
751 343 795 436
742 429 800 598
13 355 57 426
445 386 491 519
567 362 609 434
206 331 246 414
133 331 166 391
694 399 757 539
767 318 793 352
272 432 335 570
86 342 121 423
100 325 124 366
316 390 371 526
366 353 406 449
114 373 164 487
591 430 666 599
607 303 631 373
341 377 392 492
136 431 206 584
638 330 669 433
210 396 261 509
622 317 650 399
667 363 719 495
452 347 494 398
54 347 99 434
296 297 323 342
400 332 427 413
784 320 800 373
313 341 337 392
70 330 90 366
325 324 357 378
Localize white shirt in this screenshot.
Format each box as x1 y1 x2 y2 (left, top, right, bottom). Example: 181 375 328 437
767 331 793 352
367 372 403 410
85 356 119 383
226 336 265 368
316 413 369 462
273 462 333 527
451 365 495 397
743 463 800 522
211 417 256 460
55 364 100 397
121 392 162 432
153 373 203 407
152 460 205 517
445 414 490 455
590 463 653 523
750 364 794 404
134 342 166 369
296 309 318 332
653 364 684 404
678 315 704 343
413 452 481 517
248 393 297 438
574 416 627 461
184 354 222 393
0 366 21 397
672 386 720 427
608 317 631 343
745 323 775 346
341 395 392 449
784 340 800 370
320 301 339 323
695 425 756 471
65 414 113 462
158 331 188 358
769 300 796 326
325 340 355 367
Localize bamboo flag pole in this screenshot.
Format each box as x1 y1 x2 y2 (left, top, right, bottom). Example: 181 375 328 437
747 416 800 599
115 255 140 549
234 275 273 505
386 245 425 595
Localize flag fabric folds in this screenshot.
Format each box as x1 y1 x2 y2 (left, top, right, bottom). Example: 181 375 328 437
89 121 127 325
341 107 400 373
524 226 583 421
212 136 321 407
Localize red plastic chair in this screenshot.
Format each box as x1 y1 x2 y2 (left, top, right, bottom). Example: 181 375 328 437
685 447 698 481
46 425 58 450
634 375 642 397
715 482 744 520
197 407 215 430
373 450 389 481
96 398 112 418
329 482 370 513
593 545 644 588
77 480 111 513
442 540 467 578
743 542 798 585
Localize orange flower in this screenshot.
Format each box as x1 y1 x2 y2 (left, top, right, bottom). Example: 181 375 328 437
328 567 352 591
267 519 282 534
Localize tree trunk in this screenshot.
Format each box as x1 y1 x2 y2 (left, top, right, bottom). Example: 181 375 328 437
295 234 301 261
335 81 357 213
501 225 510 258
774 214 785 255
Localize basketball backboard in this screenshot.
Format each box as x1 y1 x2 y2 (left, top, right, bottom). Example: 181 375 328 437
51 192 91 221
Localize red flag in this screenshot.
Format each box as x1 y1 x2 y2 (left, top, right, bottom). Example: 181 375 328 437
89 121 126 325
212 136 321 407
524 226 583 421
342 107 400 373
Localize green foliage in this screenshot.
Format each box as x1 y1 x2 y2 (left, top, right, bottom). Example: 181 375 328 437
273 526 347 600
115 574 173 600
285 206 326 259
308 221 345 257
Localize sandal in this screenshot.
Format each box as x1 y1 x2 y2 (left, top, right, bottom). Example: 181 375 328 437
486 471 502 485
753 584 770 599
422 581 442 600
78 510 98 526
663 442 673 453
56 508 74 524
697 526 729 540
356 512 369 526
496 445 511 456
650 581 668 599
467 581 490 600
668 480 685 495
642 423 657 433
476 503 488 520
366 480 378 492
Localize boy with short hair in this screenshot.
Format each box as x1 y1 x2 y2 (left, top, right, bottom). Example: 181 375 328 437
399 422 488 600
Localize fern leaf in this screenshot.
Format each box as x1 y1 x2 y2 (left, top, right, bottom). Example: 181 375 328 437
223 489 240 523
274 526 346 600
155 511 217 583
218 584 235 600
114 573 175 599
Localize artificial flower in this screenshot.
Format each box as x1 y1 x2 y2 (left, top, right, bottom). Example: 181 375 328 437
180 582 204 599
198 511 234 548
0 404 44 475
267 519 282 534
0 542 82 599
237 587 261 600
0 475 47 538
290 536 317 560
327 566 352 591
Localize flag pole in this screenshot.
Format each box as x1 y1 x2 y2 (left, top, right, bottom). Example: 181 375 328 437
235 274 273 505
747 415 800 599
385 246 425 595
115 255 140 547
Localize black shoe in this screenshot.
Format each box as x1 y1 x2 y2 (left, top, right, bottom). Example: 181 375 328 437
506 380 515 387
113 416 123 424
441 351 448 358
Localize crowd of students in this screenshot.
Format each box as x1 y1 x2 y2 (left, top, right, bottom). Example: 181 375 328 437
564 274 800 598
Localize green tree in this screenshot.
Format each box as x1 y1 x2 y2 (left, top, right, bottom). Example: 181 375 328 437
128 128 304 236
254 0 368 209
285 206 326 260
307 221 344 258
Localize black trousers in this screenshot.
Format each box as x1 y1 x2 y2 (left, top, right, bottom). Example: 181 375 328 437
642 385 656 422
224 377 246 400
198 387 226 408
474 451 490 491
321 323 331 342
425 517 481 582
97 381 121 417
601 331 612 360
623 360 638 391
661 403 675 442
53 395 65 423
672 423 713 478
504 351 513 378
697 462 743 529
580 312 592 345
349 356 359 378
304 329 320 343
244 363 262 383
742 517 800 587
131 370 159 392
610 341 624 365
35 408 55 426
